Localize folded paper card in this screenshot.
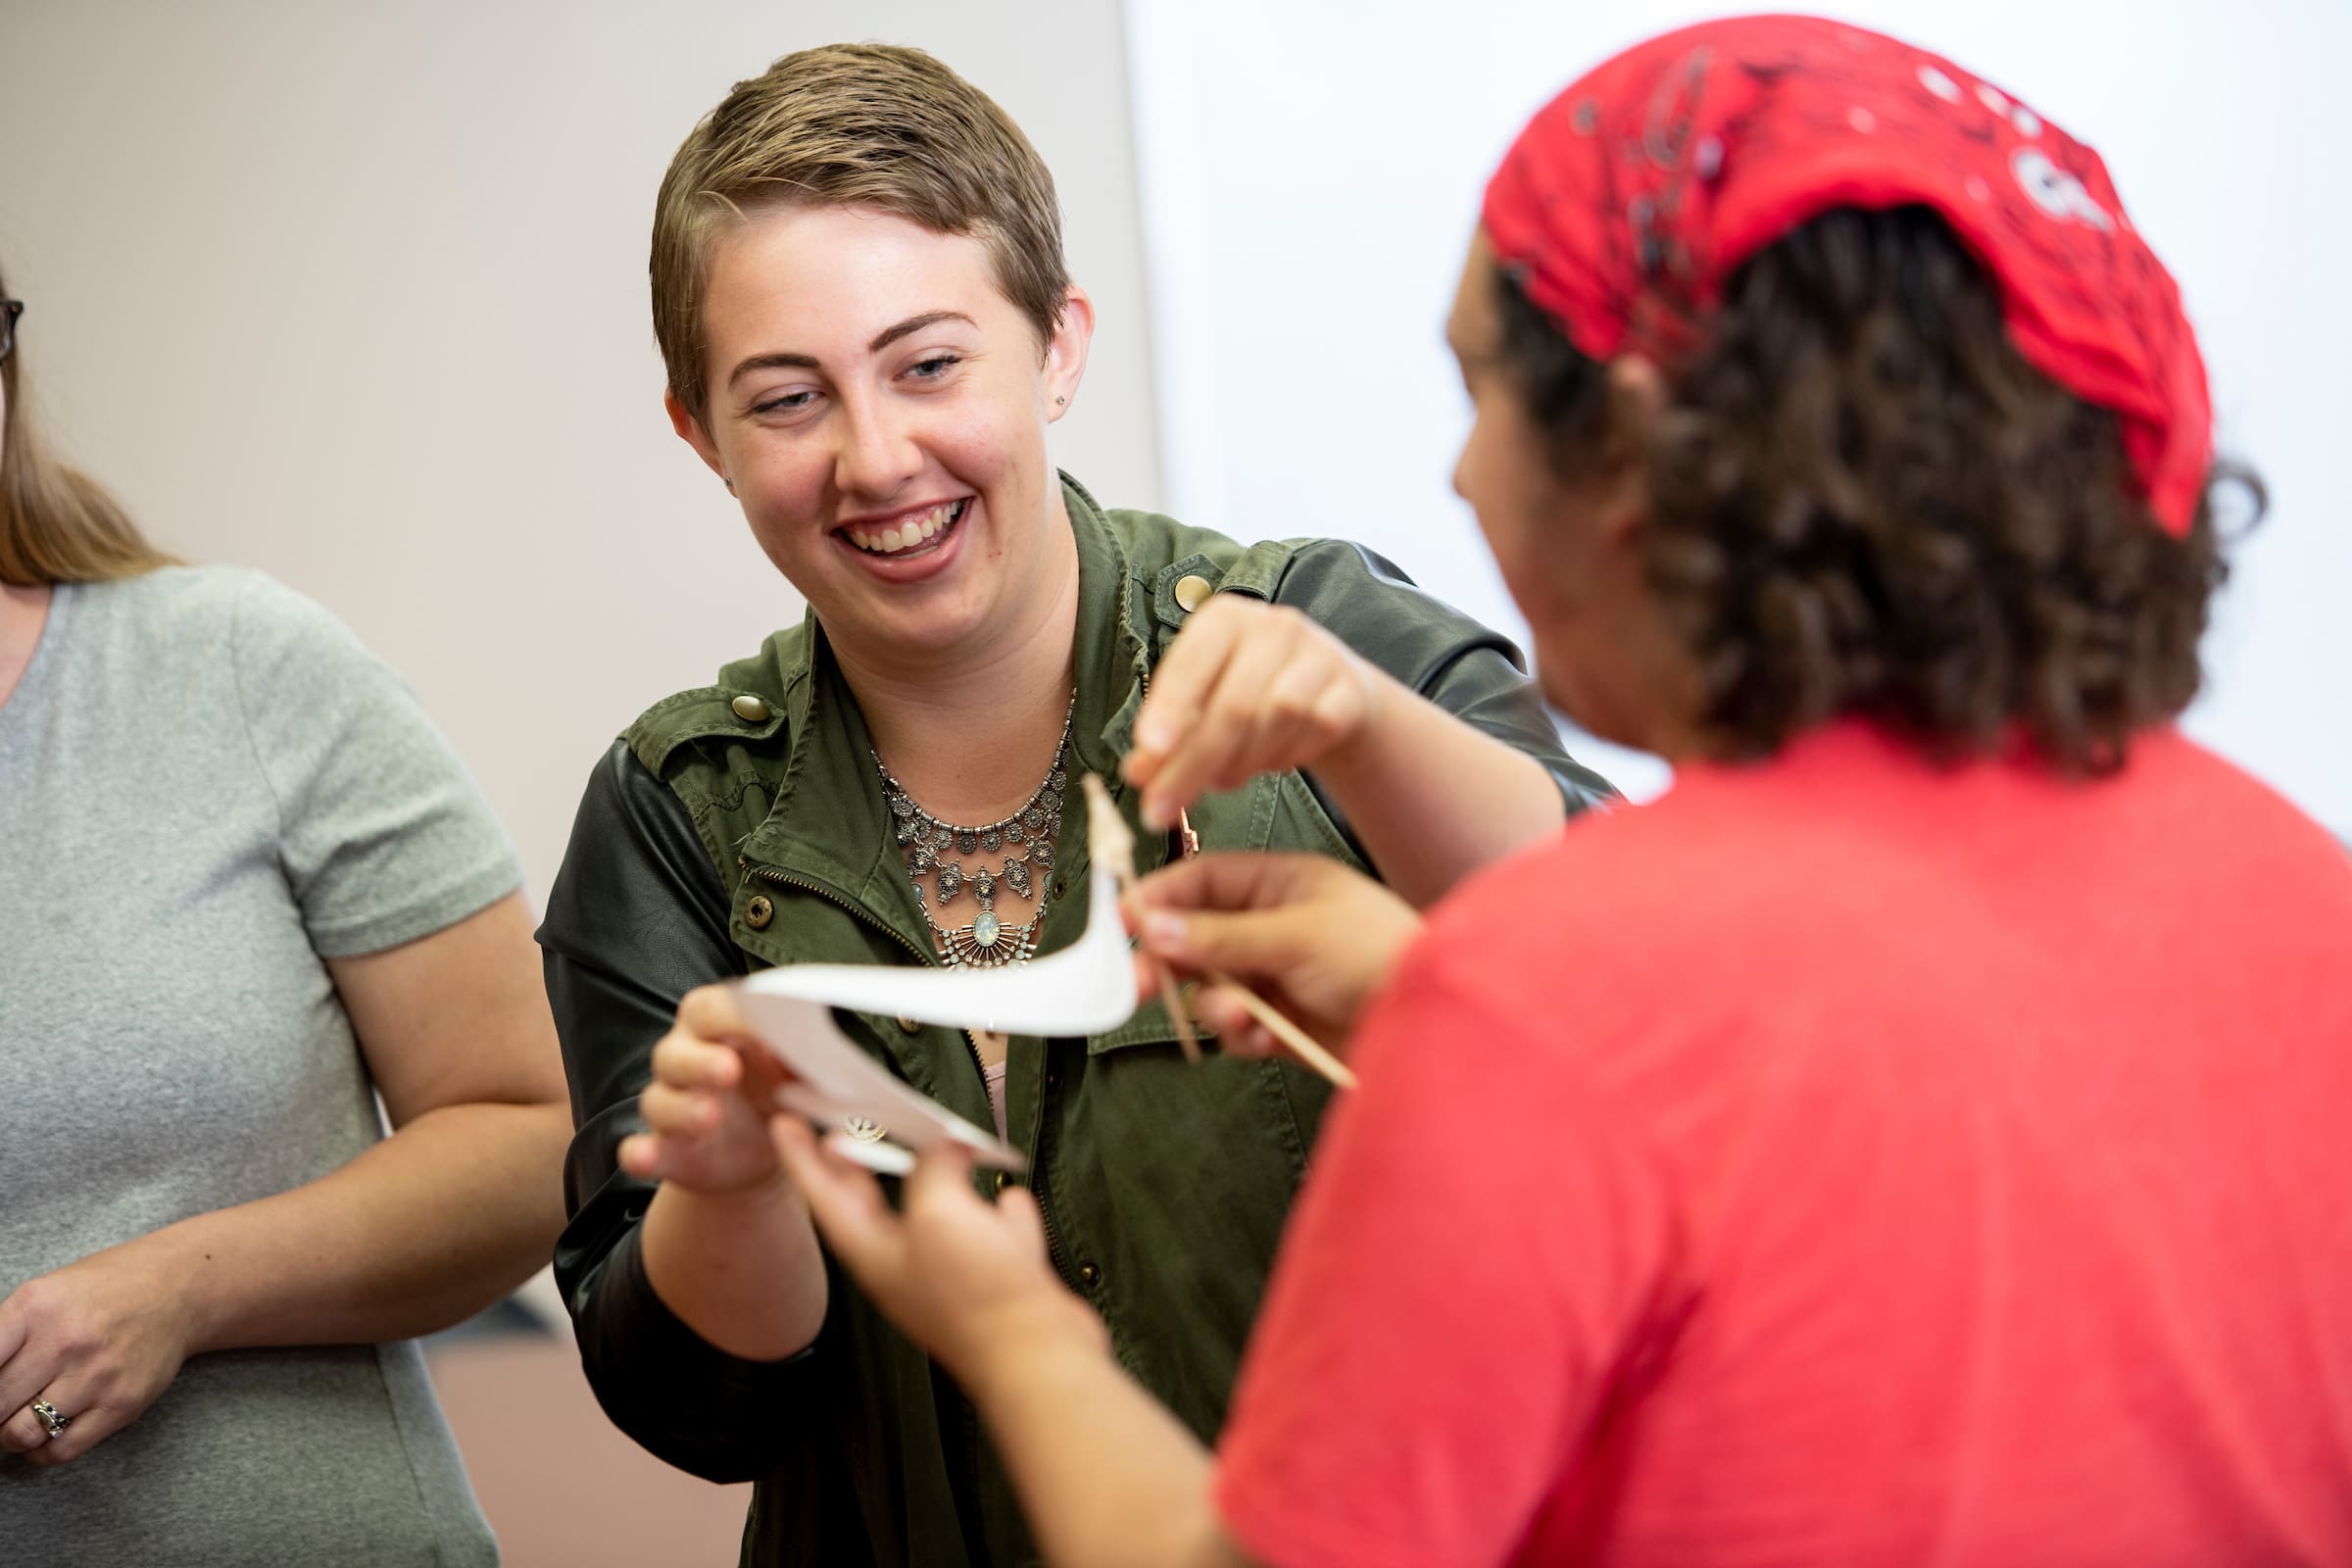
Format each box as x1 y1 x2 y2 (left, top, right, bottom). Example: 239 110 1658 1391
732 782 1137 1174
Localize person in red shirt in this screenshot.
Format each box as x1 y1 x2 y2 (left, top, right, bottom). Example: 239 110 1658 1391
769 16 2352 1566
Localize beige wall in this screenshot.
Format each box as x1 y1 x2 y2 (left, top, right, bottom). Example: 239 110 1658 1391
0 0 1162 900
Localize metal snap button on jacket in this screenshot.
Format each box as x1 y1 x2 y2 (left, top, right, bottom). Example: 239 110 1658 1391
730 694 769 722
1172 573 1213 613
743 895 774 930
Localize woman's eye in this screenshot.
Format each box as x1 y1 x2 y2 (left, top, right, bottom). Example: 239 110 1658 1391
906 355 961 381
753 390 818 416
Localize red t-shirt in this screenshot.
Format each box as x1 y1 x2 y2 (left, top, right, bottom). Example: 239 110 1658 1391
1216 721 2352 1567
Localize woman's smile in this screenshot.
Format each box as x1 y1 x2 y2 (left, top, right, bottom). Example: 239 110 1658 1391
831 494 974 584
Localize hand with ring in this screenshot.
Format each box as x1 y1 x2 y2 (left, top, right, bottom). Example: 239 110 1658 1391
0 1239 198 1466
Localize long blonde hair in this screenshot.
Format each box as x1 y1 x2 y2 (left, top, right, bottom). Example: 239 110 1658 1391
0 264 175 585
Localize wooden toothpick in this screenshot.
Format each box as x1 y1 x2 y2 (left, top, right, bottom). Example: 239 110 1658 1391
1202 973 1358 1090
1083 775 1200 1062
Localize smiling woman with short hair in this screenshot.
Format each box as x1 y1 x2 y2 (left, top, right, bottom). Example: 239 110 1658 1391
540 41 1611 1568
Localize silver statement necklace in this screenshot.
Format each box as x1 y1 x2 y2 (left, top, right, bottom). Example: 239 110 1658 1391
874 696 1074 968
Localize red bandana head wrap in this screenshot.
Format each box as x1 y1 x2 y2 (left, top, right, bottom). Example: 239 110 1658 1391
1482 14 2211 534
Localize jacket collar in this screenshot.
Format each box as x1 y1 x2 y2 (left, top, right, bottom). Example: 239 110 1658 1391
739 473 1154 945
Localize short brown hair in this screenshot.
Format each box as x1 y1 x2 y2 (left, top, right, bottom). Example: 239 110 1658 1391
1493 205 2255 774
651 43 1071 423
1 264 174 586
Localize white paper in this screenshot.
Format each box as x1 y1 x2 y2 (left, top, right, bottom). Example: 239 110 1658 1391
733 855 1135 1172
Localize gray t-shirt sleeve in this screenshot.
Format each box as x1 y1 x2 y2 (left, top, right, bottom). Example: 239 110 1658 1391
228 572 519 956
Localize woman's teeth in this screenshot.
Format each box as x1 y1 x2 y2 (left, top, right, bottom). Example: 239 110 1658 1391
846 499 963 555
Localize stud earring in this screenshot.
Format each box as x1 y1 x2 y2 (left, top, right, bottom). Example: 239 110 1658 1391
723 477 736 494
1055 396 1067 406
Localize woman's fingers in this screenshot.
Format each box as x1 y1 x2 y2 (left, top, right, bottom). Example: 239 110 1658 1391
1125 598 1246 789
1126 598 1378 827
629 1082 733 1180
676 983 752 1044
1142 624 1289 825
0 1353 118 1466
988 1183 1047 1251
650 1029 742 1093
771 1117 899 1283
0 1396 53 1454
1138 902 1324 987
1120 956 1285 1060
16 1376 112 1466
631 996 799 1193
734 1037 796 1112
638 1080 720 1137
900 1140 984 1223
654 989 796 1109
1130 850 1333 916
0 1290 52 1422
1191 984 1258 1041
1217 649 1358 790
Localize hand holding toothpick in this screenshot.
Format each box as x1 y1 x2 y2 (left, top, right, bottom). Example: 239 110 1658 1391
1191 965 1359 1091
1085 775 1394 1090
1126 850 1425 1093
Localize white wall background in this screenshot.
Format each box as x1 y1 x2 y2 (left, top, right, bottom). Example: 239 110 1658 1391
1124 0 2352 822
0 0 1164 902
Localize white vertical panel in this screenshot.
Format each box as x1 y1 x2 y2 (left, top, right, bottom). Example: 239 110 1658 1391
1123 0 2352 822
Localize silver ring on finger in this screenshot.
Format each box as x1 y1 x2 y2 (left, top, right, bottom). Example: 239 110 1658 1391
29 1399 70 1440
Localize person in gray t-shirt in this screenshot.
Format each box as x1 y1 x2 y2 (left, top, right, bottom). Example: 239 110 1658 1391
0 268 570 1564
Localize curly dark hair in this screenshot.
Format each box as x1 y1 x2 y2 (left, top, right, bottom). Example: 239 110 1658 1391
1494 205 2258 773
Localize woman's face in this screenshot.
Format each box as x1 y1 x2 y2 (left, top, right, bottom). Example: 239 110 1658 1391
1445 231 1662 751
672 205 1091 665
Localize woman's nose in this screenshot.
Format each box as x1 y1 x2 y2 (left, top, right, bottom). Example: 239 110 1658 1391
832 395 923 501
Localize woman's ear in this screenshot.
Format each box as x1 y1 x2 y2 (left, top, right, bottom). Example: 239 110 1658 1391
665 388 730 480
1044 285 1097 421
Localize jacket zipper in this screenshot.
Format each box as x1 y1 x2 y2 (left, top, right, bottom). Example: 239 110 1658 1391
739 857 1080 1291
1032 1099 1075 1287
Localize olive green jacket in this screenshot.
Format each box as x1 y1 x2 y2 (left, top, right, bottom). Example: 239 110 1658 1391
544 475 1611 1566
